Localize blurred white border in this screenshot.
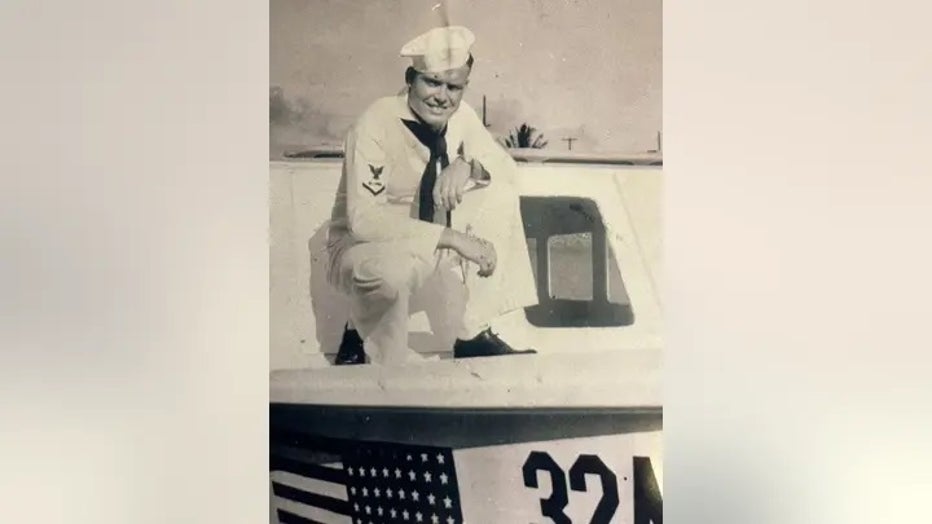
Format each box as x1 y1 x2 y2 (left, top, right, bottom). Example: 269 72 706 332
3 1 932 523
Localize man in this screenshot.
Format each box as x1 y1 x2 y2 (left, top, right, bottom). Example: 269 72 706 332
326 26 539 365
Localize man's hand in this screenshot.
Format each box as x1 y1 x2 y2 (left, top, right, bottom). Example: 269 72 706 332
438 228 497 277
457 233 497 277
433 158 472 212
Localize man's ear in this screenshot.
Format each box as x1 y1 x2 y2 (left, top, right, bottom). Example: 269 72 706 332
404 67 418 85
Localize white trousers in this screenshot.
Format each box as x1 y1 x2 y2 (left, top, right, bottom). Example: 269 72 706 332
327 183 538 365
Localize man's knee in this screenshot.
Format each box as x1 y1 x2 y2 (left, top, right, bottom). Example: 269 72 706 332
349 255 416 302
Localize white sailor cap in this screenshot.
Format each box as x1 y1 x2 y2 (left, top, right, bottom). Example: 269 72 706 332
400 26 475 73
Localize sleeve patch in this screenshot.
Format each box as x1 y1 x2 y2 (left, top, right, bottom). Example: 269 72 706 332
362 164 386 196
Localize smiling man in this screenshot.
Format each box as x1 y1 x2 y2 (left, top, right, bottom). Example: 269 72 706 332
325 26 539 365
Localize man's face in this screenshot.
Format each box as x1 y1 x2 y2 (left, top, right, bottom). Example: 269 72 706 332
407 65 470 130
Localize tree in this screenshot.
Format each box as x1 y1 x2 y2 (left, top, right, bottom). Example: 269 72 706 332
501 123 549 149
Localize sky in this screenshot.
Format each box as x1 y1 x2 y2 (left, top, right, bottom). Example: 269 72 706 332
270 0 662 158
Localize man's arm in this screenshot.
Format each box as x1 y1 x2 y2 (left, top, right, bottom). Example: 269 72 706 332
438 227 497 277
459 102 518 187
433 103 518 211
344 118 445 260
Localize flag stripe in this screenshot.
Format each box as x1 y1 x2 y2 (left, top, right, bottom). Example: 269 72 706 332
276 509 326 524
272 481 351 515
273 492 353 524
273 501 354 524
271 471 348 502
271 456 348 484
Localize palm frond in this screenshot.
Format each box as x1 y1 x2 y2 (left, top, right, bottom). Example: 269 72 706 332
500 122 548 149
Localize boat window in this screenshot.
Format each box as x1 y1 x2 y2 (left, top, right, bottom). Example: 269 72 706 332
521 197 634 327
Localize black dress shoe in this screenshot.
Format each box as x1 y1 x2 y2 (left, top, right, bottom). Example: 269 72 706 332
334 324 366 365
453 329 537 358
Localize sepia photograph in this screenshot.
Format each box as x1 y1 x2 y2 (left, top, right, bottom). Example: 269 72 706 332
10 1 932 523
269 1 662 522
7 0 932 522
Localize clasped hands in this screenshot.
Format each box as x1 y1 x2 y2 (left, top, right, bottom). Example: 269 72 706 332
432 157 474 212
433 158 496 277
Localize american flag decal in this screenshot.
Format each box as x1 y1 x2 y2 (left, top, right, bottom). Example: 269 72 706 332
344 442 462 524
271 433 462 524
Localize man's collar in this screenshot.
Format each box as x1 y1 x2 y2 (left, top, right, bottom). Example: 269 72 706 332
394 91 417 120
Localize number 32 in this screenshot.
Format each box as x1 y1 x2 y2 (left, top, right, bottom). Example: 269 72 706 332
522 452 620 524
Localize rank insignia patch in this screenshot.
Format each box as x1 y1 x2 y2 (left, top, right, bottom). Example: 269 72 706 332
362 164 385 196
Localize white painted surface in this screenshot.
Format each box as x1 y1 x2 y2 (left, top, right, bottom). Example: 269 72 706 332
270 347 659 408
271 160 662 368
269 159 663 407
456 431 662 523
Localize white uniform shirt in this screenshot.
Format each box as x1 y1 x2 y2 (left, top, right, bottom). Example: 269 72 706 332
328 93 517 261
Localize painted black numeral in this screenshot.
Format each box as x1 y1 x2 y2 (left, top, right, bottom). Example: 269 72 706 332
522 451 571 524
569 454 620 523
524 453 663 523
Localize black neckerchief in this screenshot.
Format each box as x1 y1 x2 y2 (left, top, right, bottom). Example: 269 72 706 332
401 110 450 224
